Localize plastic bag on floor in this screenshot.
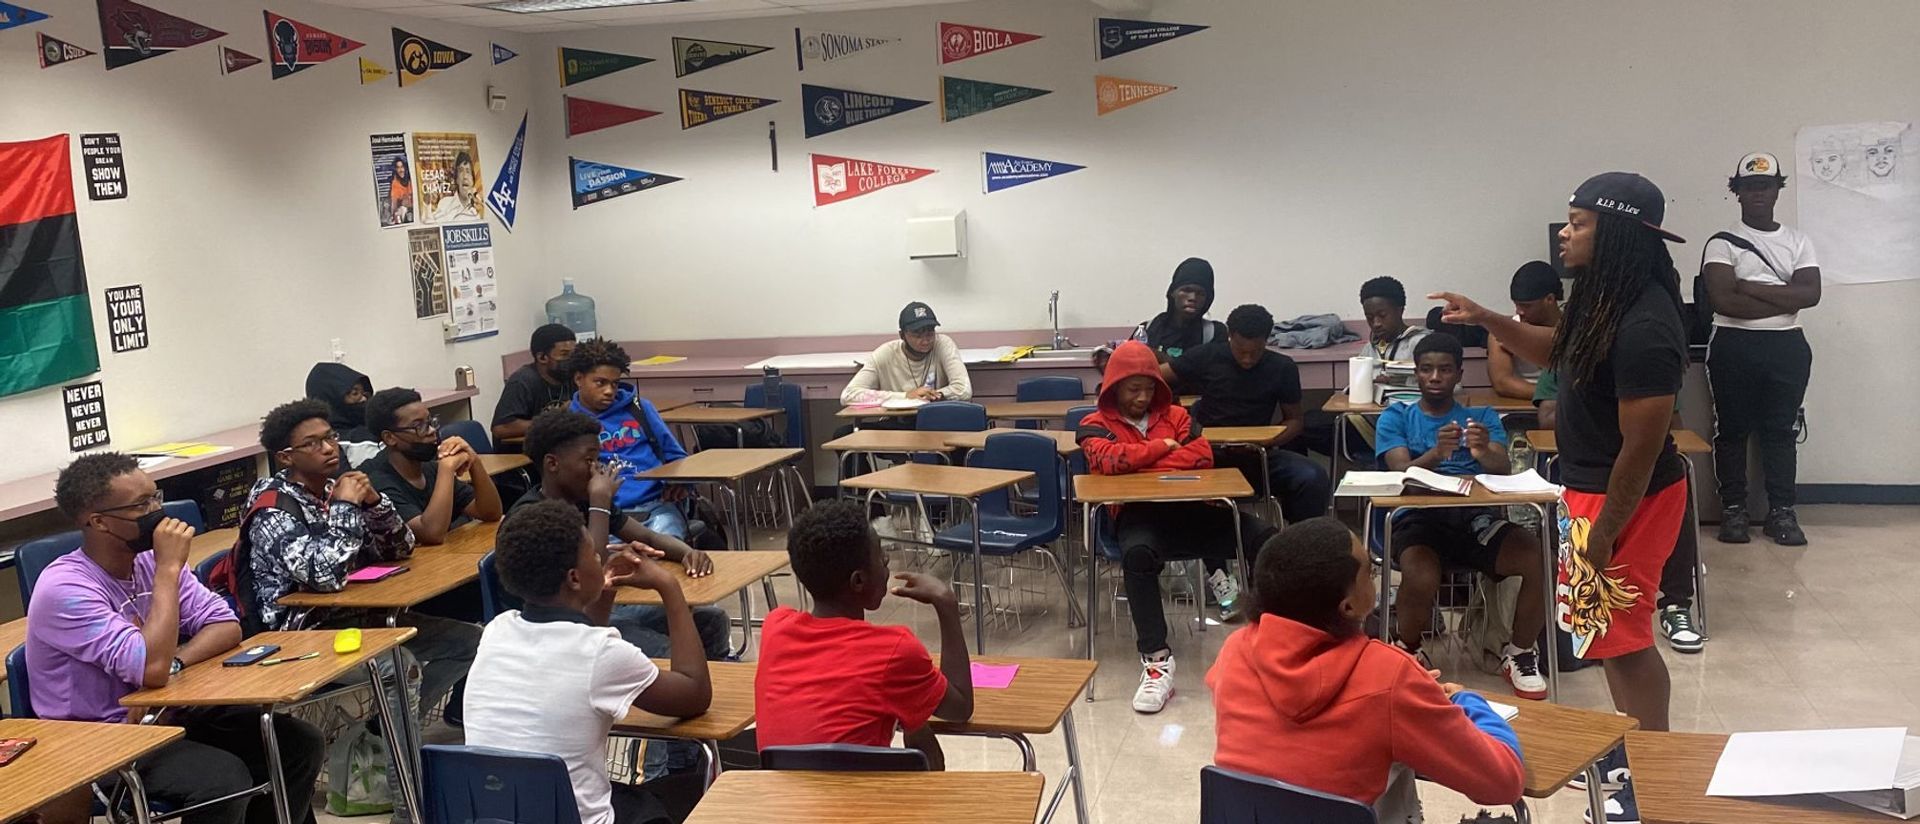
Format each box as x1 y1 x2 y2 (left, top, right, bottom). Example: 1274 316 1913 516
325 723 393 816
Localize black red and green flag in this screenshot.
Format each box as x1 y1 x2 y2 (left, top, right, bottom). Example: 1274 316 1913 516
0 135 99 397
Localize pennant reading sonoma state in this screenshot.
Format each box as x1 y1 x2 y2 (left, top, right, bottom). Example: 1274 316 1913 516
265 11 363 80
941 76 1049 122
97 0 225 70
0 136 100 398
811 153 934 207
570 157 681 209
802 84 928 138
560 46 649 86
1096 17 1208 60
394 28 468 87
672 36 771 77
679 89 778 130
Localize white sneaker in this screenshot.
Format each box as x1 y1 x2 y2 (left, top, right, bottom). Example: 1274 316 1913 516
1132 652 1175 714
1502 645 1548 700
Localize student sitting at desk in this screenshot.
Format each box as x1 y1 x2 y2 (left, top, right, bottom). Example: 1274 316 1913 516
1374 333 1548 699
567 338 692 539
492 323 578 445
1208 517 1524 823
1131 257 1229 361
839 301 973 408
1487 261 1563 401
30 454 325 824
361 387 503 545
466 500 712 824
1078 340 1277 715
755 499 973 769
305 362 380 465
1361 276 1431 380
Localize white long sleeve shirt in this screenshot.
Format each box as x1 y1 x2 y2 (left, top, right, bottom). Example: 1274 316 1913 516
839 335 972 404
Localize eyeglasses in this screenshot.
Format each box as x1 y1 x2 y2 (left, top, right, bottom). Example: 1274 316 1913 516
99 491 165 514
387 415 441 437
283 431 341 453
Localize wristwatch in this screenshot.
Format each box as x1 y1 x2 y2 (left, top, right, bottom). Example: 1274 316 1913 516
170 657 184 675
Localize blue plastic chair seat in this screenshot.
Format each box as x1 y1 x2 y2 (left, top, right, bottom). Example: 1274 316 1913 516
1199 765 1377 823
422 745 582 824
931 513 1063 555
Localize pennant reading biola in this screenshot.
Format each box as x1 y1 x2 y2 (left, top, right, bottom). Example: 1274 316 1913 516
565 96 660 137
570 157 681 209
672 36 771 77
940 76 1050 122
265 11 363 80
810 153 934 207
559 46 649 86
678 89 778 130
938 22 1040 64
39 32 95 68
393 27 469 87
97 0 225 70
802 84 928 138
0 136 100 397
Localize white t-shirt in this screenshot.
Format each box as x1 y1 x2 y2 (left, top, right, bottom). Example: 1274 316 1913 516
1704 222 1818 331
463 611 659 824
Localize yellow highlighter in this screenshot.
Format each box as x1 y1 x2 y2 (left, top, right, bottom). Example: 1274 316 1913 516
333 628 363 654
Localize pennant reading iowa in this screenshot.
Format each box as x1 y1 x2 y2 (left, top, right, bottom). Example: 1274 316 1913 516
39 32 95 68
941 76 1050 122
393 28 468 87
491 42 515 64
673 36 771 77
358 56 390 84
570 157 680 209
983 151 1084 193
566 96 661 137
802 84 928 138
0 1 49 32
794 27 895 70
1095 75 1175 115
938 22 1040 64
265 12 363 80
811 153 934 207
0 136 100 398
559 46 649 86
97 0 225 70
219 46 259 74
1097 17 1208 60
679 89 778 130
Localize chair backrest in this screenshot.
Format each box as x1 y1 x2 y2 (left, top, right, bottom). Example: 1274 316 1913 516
970 432 1063 535
1199 766 1377 824
440 419 495 455
1064 404 1097 476
914 401 988 433
477 551 523 621
6 644 34 719
16 530 82 608
1016 376 1086 403
746 382 807 448
422 744 582 824
760 743 930 772
162 499 205 534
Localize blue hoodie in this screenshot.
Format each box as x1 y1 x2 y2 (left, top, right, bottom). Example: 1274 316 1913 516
570 384 687 509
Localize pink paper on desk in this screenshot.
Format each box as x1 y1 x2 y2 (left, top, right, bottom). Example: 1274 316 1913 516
346 565 407 583
971 663 1019 689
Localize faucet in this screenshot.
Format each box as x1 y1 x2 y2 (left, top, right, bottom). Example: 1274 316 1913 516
1049 290 1073 350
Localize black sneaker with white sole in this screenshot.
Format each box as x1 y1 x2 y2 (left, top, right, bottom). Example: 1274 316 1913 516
1583 782 1641 824
1568 747 1630 792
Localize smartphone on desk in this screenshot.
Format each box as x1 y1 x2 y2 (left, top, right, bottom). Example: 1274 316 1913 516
224 644 281 667
0 738 35 766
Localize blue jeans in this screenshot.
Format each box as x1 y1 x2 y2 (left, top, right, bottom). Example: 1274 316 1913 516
630 498 690 540
612 603 732 778
1267 448 1333 524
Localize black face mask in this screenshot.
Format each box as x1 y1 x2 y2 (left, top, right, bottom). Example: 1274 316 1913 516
110 509 168 553
340 401 367 426
399 440 439 462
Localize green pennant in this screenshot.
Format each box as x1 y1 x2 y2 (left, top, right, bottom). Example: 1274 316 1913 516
558 46 651 87
940 76 1052 122
672 36 772 77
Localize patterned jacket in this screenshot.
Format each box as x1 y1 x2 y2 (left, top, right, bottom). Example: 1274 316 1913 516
242 472 414 630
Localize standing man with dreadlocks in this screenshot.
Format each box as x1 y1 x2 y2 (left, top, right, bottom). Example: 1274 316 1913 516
1432 172 1691 824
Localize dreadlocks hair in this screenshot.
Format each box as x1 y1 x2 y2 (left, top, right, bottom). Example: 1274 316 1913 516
562 337 631 381
1550 211 1684 386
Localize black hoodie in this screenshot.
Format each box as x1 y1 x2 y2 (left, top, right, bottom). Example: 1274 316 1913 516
1134 257 1227 359
305 362 374 443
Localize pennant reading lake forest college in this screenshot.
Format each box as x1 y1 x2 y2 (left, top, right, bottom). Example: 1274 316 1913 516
941 76 1050 122
0 136 100 398
265 11 363 80
802 84 928 138
394 28 468 87
679 89 779 130
570 157 681 209
983 152 1084 193
1096 17 1208 60
560 46 650 86
811 153 934 207
672 36 771 77
97 0 225 70
938 22 1040 64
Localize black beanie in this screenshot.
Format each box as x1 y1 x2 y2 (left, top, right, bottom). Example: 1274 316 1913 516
1169 257 1214 296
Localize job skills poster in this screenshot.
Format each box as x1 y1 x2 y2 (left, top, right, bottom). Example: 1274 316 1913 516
441 223 497 340
370 133 415 228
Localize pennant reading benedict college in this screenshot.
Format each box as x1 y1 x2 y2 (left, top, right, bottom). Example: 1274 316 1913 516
491 42 515 64
97 0 225 70
265 12 363 80
672 36 771 77
793 27 895 70
940 76 1050 122
559 46 649 86
1095 75 1175 115
811 153 934 207
358 56 390 84
570 157 681 209
802 84 928 138
938 22 1040 64
0 1 49 32
393 28 469 87
0 136 100 398
679 89 778 130
39 32 95 68
486 113 526 231
1096 17 1208 60
219 46 259 74
566 96 661 137
983 151 1083 193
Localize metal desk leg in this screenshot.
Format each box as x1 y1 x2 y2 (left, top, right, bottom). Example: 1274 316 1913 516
367 652 423 824
1370 502 1392 642
1083 500 1097 702
1682 455 1708 638
1061 709 1091 824
969 495 987 655
1533 501 1560 701
700 739 722 790
1585 764 1608 824
260 709 293 824
119 766 156 824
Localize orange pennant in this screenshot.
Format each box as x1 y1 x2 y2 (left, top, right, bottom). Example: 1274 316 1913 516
1095 75 1175 116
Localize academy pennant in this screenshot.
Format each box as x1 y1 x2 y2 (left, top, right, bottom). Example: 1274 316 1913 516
570 157 680 209
810 153 934 207
264 12 362 79
393 28 468 87
565 96 661 137
940 76 1050 122
97 0 225 70
491 42 515 64
938 22 1040 64
559 46 649 86
793 27 895 70
679 89 778 130
0 136 100 397
1095 75 1175 115
672 36 771 77
802 84 928 138
219 46 259 74
983 151 1083 193
487 113 526 231
38 32 95 68
1096 17 1208 60
0 1 48 32
358 56 390 84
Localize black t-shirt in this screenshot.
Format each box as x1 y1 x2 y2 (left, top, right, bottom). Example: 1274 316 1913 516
361 448 476 525
491 364 573 426
1558 287 1688 494
1170 341 1303 428
508 486 630 536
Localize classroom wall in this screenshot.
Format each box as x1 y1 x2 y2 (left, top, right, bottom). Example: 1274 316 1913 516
530 0 1920 486
0 0 539 480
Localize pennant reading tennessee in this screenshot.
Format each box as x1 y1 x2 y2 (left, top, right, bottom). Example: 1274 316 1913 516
97 0 225 70
983 151 1083 193
570 157 680 209
802 84 928 139
0 1 49 32
1096 75 1175 115
938 22 1040 64
39 32 95 68
672 36 771 77
941 76 1050 122
679 89 778 130
393 28 468 87
566 96 661 137
811 153 934 207
1096 17 1208 60
0 135 100 398
559 46 649 86
265 12 363 80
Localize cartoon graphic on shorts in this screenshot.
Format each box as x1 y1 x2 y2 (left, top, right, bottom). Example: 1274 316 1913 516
1556 509 1642 658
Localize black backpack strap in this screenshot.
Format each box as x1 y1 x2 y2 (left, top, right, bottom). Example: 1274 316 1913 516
1703 231 1784 279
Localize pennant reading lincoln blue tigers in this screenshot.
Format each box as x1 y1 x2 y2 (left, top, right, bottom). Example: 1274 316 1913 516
801 83 929 138
264 11 364 80
97 0 225 70
0 135 101 397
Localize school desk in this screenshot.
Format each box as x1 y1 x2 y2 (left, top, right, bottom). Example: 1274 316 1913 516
683 770 1045 824
0 718 183 824
943 428 1082 455
1320 390 1534 482
1072 468 1254 700
841 464 1033 655
658 406 783 451
834 404 922 419
1202 425 1293 519
822 429 959 491
613 659 757 788
470 452 530 478
122 628 420 824
928 655 1097 824
0 616 24 684
275 552 481 624
982 400 1084 424
1625 730 1889 823
1507 697 1641 824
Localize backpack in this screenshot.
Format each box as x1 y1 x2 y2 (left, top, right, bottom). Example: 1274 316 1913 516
208 489 305 635
624 398 729 549
1692 231 1786 344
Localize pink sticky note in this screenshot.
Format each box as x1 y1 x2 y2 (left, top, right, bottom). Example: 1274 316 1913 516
971 663 1019 689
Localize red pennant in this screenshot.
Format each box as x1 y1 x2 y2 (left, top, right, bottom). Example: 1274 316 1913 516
220 46 260 73
565 96 661 137
938 22 1041 64
811 153 935 207
264 11 364 79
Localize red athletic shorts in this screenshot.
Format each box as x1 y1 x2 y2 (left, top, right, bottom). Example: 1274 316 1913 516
1555 477 1689 659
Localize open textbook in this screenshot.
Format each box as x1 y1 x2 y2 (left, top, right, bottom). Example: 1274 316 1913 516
1334 467 1472 497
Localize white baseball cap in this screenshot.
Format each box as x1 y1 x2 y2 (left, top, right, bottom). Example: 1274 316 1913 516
1734 152 1784 179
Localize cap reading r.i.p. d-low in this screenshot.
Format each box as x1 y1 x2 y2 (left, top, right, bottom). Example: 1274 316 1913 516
1569 172 1686 243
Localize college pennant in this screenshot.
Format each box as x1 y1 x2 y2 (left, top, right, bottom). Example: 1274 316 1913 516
393 28 469 87
801 83 928 138
1096 17 1208 60
1095 75 1176 115
491 42 516 64
565 96 662 137
38 32 95 68
810 153 934 207
358 56 390 84
559 46 650 86
264 11 363 79
219 45 259 74
793 27 895 70
679 89 779 130
940 76 1050 122
0 1 49 32
982 151 1084 193
672 36 771 77
938 22 1040 64
570 157 681 209
97 0 225 70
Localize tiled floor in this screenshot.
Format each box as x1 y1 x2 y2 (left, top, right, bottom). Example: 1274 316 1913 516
316 503 1918 823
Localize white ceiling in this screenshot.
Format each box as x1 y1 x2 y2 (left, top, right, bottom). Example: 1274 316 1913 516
312 0 986 33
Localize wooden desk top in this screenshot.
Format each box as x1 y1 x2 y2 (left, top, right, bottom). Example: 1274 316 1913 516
639 448 804 481
835 405 921 419
1322 390 1535 416
942 429 1081 455
189 527 236 568
822 429 956 453
1204 425 1289 447
276 552 479 610
0 617 27 682
614 659 757 741
438 521 501 554
684 770 1045 824
982 400 1084 420
928 656 1097 736
1365 480 1561 508
1073 468 1254 504
840 464 1032 498
121 628 414 708
613 551 790 606
1627 730 1888 823
660 406 780 425
1320 394 1387 415
1504 698 1639 797
1526 429 1711 456
0 718 184 822
474 453 530 477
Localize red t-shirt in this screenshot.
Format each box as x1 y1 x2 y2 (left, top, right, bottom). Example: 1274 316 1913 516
753 606 949 749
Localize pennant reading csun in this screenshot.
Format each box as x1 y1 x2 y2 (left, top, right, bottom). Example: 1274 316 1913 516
559 46 650 86
0 136 100 398
264 11 363 80
393 28 468 87
97 0 225 70
1095 17 1208 60
810 153 934 207
39 32 95 68
672 36 771 77
982 151 1084 193
570 157 681 209
801 84 928 138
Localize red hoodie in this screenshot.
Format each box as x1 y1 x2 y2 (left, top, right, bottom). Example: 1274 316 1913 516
1206 614 1527 807
1076 340 1213 475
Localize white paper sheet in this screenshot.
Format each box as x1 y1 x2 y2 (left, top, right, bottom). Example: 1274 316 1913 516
1707 727 1907 797
1474 469 1561 495
1486 701 1520 722
1796 121 1919 284
744 352 868 370
958 346 1018 363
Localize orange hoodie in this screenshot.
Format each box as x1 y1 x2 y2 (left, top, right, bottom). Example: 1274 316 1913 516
1207 614 1527 807
1075 340 1213 475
